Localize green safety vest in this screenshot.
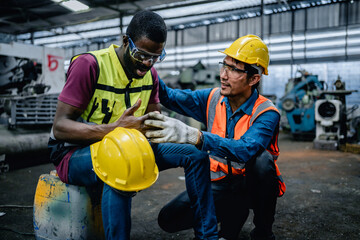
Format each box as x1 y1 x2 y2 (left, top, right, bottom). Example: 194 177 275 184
72 44 154 124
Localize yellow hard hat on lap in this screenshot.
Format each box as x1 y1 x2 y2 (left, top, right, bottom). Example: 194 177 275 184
90 127 159 192
220 34 269 75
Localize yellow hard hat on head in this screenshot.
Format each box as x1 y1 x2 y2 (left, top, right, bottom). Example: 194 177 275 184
220 34 269 75
90 127 159 192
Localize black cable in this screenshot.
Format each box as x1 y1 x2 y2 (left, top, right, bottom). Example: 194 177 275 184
0 226 35 236
0 205 33 208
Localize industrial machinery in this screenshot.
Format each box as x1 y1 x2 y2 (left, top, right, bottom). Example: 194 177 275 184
314 99 342 149
0 42 65 171
278 69 324 140
313 77 358 150
165 61 220 90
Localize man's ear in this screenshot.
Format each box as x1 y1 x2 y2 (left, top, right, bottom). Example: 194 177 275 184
122 35 129 47
249 74 261 86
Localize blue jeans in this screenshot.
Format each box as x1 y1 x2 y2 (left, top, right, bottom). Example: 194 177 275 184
68 142 218 240
158 150 279 240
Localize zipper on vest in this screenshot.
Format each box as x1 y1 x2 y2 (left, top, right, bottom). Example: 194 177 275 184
125 79 133 108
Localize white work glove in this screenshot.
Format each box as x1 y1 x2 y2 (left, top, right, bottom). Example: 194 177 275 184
144 112 200 145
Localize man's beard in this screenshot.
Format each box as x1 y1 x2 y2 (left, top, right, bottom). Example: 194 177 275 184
123 49 149 79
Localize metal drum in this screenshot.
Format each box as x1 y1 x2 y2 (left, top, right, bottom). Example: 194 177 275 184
33 171 105 240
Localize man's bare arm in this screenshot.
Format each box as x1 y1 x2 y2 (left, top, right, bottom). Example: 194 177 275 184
53 99 149 145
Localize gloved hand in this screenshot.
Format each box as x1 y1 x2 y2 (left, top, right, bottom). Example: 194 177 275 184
144 112 200 145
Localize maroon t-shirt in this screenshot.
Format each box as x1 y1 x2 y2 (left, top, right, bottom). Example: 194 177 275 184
55 54 160 183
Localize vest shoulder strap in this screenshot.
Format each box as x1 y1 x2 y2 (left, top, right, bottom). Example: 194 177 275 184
207 88 221 131
249 99 278 126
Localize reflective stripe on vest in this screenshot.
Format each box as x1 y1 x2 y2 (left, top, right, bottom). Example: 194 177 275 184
73 44 153 125
206 87 286 196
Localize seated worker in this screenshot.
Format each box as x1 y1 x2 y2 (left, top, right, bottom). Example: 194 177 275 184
144 35 286 240
48 10 218 240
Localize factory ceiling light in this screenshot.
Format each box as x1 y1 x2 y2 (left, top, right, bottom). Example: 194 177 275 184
53 0 90 12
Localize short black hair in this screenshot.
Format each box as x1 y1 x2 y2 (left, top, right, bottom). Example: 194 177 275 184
126 10 167 43
244 63 259 78
234 59 260 92
233 59 258 78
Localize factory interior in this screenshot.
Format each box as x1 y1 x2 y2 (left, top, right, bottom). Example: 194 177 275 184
0 0 360 240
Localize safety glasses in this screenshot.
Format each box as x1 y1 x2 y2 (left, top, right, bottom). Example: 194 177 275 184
128 36 166 64
219 62 248 78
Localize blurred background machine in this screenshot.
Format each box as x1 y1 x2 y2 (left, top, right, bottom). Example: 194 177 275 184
163 61 220 90
178 61 220 90
0 42 65 172
314 77 358 150
279 69 359 150
278 69 324 140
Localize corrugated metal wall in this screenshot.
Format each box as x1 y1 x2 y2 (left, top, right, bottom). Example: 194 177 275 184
162 2 360 65
158 2 360 107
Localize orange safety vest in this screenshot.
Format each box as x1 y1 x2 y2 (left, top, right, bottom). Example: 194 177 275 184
206 88 286 197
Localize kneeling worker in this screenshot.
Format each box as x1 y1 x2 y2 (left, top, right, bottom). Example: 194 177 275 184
145 35 286 240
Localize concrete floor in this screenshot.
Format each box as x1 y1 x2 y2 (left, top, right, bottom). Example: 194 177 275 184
0 132 359 240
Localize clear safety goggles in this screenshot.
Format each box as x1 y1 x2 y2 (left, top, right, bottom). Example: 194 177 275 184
128 36 166 64
219 62 248 78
